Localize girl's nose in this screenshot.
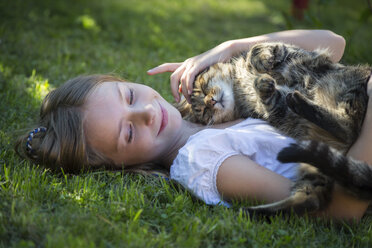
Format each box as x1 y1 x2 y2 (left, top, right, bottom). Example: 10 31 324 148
132 104 156 126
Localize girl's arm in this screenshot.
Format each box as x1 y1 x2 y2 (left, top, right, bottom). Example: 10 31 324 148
216 153 366 221
216 155 292 204
230 29 345 63
148 30 346 103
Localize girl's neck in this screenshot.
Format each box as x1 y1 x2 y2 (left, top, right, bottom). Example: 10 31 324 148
159 118 244 169
159 120 205 169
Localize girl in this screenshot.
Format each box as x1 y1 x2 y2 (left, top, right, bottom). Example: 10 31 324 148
16 30 372 221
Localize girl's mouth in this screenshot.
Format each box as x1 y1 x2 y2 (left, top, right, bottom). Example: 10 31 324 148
158 102 168 136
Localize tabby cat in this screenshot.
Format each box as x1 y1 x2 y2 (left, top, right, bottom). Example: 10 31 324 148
176 42 372 216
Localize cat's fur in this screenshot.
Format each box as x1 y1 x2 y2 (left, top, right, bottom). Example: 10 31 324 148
176 42 372 216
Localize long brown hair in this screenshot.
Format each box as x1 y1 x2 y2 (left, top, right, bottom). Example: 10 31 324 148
15 74 165 174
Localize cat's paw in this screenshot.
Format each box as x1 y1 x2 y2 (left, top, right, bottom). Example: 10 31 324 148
254 75 276 101
249 43 287 73
286 91 308 115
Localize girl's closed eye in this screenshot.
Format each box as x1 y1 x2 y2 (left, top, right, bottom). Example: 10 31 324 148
128 123 133 143
129 88 134 105
126 87 135 144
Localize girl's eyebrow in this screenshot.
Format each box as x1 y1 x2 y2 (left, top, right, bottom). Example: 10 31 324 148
116 82 124 103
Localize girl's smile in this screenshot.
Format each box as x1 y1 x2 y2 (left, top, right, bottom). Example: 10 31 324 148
158 102 168 136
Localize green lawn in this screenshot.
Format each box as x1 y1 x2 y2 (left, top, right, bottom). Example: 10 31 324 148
1 0 372 247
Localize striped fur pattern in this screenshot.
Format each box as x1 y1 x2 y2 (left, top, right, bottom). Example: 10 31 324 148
176 42 372 216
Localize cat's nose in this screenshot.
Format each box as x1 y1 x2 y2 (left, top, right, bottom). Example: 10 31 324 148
206 97 217 108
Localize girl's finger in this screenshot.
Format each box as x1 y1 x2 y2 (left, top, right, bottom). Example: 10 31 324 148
181 79 191 103
185 66 199 95
147 63 182 75
170 65 186 102
180 64 195 103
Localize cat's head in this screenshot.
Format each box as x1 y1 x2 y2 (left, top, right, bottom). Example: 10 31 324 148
176 65 236 125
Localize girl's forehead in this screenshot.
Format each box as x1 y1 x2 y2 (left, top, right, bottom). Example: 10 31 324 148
83 83 118 111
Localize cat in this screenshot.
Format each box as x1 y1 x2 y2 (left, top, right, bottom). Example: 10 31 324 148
176 42 372 216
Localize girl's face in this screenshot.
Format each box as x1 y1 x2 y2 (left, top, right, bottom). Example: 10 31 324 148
83 81 183 167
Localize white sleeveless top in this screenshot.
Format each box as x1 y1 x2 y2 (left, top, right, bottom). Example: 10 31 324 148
170 118 300 206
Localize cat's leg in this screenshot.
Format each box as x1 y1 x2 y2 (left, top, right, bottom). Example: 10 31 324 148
278 141 372 200
248 42 334 87
253 74 288 116
248 43 290 74
243 169 333 216
248 42 303 88
286 91 349 143
248 42 319 73
254 74 276 101
253 74 305 132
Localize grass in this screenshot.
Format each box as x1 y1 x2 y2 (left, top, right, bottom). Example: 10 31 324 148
1 0 372 247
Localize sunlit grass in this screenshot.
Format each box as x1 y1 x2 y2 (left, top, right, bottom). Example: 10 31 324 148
76 14 101 32
26 70 52 101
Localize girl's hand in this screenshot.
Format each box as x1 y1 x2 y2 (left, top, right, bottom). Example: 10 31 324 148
147 41 235 103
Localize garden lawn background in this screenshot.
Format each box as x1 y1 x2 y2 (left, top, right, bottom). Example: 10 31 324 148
1 0 372 247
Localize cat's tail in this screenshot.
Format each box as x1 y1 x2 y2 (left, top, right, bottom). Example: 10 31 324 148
277 140 372 200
